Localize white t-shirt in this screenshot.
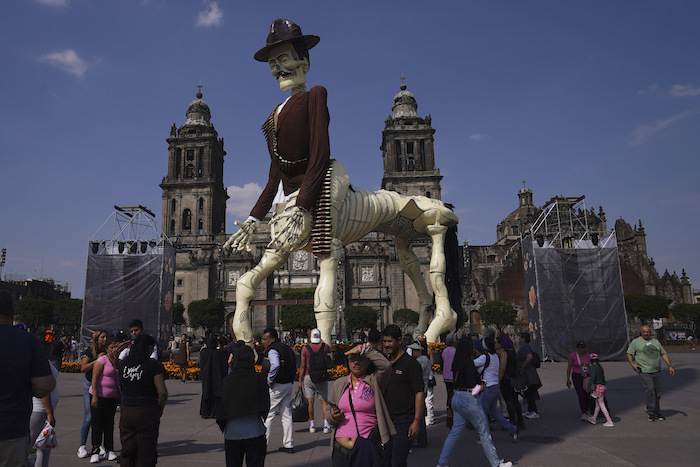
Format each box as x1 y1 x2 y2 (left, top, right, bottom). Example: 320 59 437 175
33 359 59 413
474 352 501 387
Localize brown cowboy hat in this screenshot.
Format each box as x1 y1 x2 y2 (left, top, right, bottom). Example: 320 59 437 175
254 18 320 62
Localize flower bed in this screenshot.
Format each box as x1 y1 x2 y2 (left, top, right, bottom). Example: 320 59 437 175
163 360 201 380
60 362 82 373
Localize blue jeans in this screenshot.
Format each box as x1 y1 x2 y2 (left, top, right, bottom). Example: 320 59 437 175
438 390 501 467
480 385 516 434
81 379 92 445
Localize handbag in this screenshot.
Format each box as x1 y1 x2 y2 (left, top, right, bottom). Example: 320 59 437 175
428 372 436 388
34 420 58 449
508 373 527 394
291 387 309 422
347 384 382 467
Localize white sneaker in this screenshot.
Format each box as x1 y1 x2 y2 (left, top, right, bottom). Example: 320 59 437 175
90 453 101 464
105 451 118 461
99 446 107 456
499 461 513 467
309 426 317 433
77 445 89 458
323 426 332 434
524 412 540 419
580 413 588 421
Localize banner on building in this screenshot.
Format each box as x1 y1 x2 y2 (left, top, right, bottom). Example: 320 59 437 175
522 233 628 361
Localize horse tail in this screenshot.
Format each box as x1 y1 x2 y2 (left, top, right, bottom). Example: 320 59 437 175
445 225 464 331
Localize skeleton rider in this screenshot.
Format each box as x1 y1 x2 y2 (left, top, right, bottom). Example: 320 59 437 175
225 19 329 255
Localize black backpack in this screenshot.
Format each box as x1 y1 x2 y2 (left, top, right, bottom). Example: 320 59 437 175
268 341 297 384
306 343 329 383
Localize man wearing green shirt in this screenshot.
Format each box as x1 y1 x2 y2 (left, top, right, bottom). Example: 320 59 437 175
626 325 675 421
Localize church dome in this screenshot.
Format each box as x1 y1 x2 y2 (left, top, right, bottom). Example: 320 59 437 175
392 83 419 118
184 90 212 127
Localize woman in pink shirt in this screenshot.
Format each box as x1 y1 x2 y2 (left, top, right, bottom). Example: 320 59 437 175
327 343 395 467
566 340 592 420
90 336 120 463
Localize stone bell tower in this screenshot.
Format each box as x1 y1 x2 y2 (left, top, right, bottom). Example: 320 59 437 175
160 87 229 306
380 79 443 199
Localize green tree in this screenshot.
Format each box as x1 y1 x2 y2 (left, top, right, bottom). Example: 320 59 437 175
187 298 226 333
53 298 83 335
15 298 54 332
671 303 700 333
172 302 187 326
344 305 378 337
279 288 316 332
625 294 669 325
479 300 518 333
393 308 419 333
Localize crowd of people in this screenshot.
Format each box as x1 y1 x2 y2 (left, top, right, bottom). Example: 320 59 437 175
1 285 679 467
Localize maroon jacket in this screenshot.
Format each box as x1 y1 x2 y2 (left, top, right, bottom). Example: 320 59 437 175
250 85 331 220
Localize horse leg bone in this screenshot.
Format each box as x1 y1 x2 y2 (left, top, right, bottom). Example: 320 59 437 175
231 248 289 346
424 222 457 343
395 237 433 338
314 239 343 345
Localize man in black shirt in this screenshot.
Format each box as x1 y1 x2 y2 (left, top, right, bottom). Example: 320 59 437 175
381 324 424 467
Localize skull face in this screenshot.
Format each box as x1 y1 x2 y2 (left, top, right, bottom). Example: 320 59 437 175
268 42 309 92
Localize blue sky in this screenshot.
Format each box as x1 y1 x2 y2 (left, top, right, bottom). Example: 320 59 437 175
1 1 699 298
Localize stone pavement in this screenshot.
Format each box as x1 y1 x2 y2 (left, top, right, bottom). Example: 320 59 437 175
46 351 700 466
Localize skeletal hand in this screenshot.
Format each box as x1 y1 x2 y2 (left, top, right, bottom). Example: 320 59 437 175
268 206 311 253
224 219 257 252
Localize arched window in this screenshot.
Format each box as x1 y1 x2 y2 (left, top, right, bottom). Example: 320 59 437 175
170 219 176 234
198 218 203 233
182 209 192 231
171 199 176 213
198 198 204 213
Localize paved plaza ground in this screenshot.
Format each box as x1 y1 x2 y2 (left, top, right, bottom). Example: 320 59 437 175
45 351 700 466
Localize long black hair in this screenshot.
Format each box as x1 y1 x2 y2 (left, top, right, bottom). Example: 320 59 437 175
125 334 156 366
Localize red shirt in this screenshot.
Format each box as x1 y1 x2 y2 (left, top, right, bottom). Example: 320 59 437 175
301 342 330 376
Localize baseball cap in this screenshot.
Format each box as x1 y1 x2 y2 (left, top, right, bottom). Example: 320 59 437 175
590 353 599 360
310 328 321 344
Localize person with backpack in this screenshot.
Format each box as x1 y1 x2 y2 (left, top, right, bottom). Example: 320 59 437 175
262 328 297 454
517 332 542 420
299 328 332 434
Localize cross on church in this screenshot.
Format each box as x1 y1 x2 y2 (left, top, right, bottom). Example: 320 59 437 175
400 74 406 86
522 180 527 189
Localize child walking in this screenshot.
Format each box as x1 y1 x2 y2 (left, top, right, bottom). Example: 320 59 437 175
585 353 614 427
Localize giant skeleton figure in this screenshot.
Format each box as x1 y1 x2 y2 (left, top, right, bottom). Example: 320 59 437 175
224 19 461 346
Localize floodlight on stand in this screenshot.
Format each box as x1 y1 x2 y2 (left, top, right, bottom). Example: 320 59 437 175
591 233 599 246
536 235 545 247
140 242 148 253
128 242 137 254
149 241 157 248
91 242 99 254
118 242 125 253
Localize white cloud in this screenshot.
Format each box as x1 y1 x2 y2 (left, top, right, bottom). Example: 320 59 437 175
629 108 700 145
226 183 262 218
469 133 488 141
637 84 659 95
669 84 700 98
38 49 89 78
35 0 69 6
196 1 223 28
